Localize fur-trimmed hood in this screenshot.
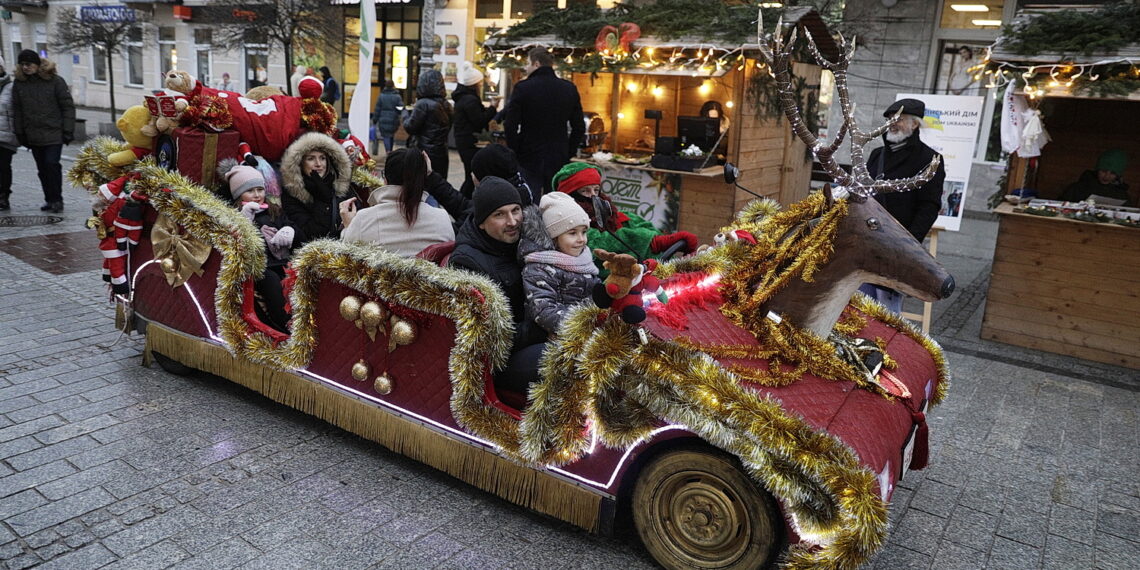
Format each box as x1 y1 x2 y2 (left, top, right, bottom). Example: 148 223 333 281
14 59 57 81
518 204 554 259
279 132 352 204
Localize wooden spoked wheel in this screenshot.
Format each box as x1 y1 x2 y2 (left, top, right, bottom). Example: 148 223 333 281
633 449 783 569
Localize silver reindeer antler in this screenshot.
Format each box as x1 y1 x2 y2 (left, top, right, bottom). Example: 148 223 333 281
755 11 940 200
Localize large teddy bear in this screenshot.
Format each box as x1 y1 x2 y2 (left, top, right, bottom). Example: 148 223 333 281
108 105 156 168
164 70 335 162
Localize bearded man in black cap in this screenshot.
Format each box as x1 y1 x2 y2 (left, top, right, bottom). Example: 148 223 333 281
861 98 945 312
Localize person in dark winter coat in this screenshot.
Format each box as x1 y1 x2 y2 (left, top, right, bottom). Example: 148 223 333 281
863 98 945 312
503 46 585 195
0 57 16 211
319 66 340 105
1059 149 1132 205
520 192 599 338
449 176 546 394
225 162 295 332
452 62 497 199
425 143 534 225
371 79 403 154
11 50 75 213
403 69 453 178
866 98 945 243
280 132 354 247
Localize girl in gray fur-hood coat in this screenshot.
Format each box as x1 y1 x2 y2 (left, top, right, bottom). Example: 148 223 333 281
519 195 600 337
280 132 353 247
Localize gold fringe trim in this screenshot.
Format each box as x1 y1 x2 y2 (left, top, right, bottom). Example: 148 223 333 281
143 324 603 531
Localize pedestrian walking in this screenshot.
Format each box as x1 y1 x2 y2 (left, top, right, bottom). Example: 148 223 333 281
0 56 16 211
216 72 237 92
372 79 403 156
319 66 340 106
503 46 585 195
11 50 75 213
453 62 497 199
403 69 453 179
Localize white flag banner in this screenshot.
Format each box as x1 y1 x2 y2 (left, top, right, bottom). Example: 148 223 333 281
348 0 377 144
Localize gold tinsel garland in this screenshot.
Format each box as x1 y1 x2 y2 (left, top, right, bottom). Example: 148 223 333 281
71 146 949 568
520 309 891 569
66 137 133 192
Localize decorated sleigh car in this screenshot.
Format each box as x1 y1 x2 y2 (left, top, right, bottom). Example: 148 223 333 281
69 28 954 570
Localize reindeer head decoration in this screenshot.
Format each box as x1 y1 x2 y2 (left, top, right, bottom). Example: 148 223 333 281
730 16 955 337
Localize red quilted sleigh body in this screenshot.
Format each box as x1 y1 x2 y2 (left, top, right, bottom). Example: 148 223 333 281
118 197 944 570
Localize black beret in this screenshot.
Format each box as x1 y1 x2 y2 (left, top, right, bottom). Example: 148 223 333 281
884 98 925 118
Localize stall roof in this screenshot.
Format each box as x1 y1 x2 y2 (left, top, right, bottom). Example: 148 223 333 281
485 6 840 62
988 10 1140 66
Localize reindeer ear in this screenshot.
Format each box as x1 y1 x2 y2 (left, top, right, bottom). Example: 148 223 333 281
823 184 835 208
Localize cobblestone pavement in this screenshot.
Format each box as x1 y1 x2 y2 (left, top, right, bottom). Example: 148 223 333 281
1 137 1138 568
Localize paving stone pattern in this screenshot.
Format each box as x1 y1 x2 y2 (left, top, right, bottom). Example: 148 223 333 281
2 136 1138 568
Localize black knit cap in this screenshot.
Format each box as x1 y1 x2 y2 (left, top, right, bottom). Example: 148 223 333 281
884 98 925 118
470 144 519 180
17 49 40 66
473 176 521 223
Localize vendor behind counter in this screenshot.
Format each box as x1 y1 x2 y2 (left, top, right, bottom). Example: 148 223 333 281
1059 149 1135 206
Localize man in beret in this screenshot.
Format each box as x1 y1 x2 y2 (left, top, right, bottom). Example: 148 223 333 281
862 98 945 312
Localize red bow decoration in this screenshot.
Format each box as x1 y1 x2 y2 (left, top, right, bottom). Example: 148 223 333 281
595 22 641 55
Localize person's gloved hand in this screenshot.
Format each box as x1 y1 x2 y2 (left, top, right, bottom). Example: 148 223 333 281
649 231 698 254
240 201 265 222
269 226 294 248
16 134 28 148
260 225 278 242
62 133 74 145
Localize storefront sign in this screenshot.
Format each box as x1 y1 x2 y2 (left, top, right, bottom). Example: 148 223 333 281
600 166 681 233
80 6 136 23
894 93 985 232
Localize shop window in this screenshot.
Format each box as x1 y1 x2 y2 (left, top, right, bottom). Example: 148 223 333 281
158 26 176 78
244 29 269 91
194 29 212 88
510 0 558 19
940 1 1005 30
476 0 504 19
91 45 108 82
934 42 1002 162
126 26 144 86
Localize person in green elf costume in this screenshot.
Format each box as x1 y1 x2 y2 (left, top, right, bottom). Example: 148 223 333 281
551 162 697 274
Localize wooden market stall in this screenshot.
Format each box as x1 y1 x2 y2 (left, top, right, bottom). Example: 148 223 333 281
485 7 838 242
982 19 1140 369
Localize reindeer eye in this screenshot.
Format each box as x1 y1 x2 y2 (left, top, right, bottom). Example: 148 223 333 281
866 217 881 231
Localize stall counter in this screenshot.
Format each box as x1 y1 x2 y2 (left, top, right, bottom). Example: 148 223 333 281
578 159 739 243
982 203 1140 369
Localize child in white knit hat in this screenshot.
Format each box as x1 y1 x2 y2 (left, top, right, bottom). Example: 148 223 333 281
519 192 600 337
226 162 296 332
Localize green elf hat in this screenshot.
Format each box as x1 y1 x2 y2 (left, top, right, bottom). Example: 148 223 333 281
551 162 602 194
1096 149 1128 177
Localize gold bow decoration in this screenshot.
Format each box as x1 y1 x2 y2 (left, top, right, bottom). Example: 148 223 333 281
152 214 211 288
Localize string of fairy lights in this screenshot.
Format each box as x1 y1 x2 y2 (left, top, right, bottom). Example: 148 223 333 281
974 50 1140 99
477 39 776 77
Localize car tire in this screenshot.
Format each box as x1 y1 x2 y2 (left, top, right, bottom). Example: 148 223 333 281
151 351 193 376
632 448 783 569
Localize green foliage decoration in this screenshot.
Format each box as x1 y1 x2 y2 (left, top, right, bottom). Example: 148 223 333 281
1000 2 1140 56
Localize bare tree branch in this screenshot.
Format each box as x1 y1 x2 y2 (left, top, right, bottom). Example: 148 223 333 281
51 7 151 121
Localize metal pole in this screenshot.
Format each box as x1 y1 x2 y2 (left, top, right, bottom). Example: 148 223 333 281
419 0 436 72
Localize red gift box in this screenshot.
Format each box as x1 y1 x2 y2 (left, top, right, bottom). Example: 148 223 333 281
173 127 240 189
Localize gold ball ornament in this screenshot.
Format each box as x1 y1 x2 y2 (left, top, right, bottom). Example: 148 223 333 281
373 374 393 395
160 257 179 274
339 296 363 322
360 301 386 330
351 359 370 381
388 317 417 352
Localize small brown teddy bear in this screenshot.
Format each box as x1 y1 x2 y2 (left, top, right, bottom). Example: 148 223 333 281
591 249 663 324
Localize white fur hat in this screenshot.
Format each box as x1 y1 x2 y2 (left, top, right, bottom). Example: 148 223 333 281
540 192 590 239
457 61 484 86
